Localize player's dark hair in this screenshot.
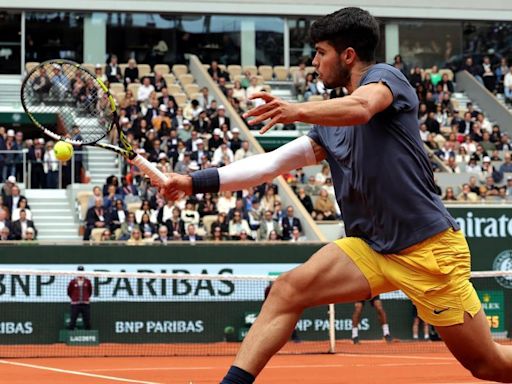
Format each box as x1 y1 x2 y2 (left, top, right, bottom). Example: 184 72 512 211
310 7 380 63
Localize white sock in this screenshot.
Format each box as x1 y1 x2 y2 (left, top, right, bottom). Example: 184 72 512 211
413 334 419 340
352 327 359 338
424 334 430 340
382 324 390 336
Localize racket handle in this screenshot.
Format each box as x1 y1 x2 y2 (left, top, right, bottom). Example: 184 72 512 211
132 155 168 185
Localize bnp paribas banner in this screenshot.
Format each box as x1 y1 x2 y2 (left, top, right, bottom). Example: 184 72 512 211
447 206 512 273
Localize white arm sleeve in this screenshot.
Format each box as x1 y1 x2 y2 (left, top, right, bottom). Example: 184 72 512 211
218 135 318 192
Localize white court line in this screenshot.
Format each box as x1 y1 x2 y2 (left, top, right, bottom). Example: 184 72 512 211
0 360 161 384
336 353 455 361
83 361 456 373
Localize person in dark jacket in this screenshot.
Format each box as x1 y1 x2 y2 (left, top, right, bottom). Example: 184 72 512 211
67 266 93 330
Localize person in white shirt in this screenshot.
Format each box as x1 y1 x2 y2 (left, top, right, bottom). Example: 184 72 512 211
234 141 254 161
246 76 263 99
137 77 155 103
419 123 430 142
212 143 234 166
43 141 60 189
217 191 237 214
228 211 252 239
181 201 200 226
11 197 32 222
289 226 307 242
504 66 512 102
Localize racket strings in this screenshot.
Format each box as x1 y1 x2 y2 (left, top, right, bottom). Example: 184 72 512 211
22 61 114 144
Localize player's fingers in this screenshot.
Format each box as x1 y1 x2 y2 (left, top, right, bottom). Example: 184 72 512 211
259 115 282 134
243 101 276 119
247 109 279 126
248 92 275 102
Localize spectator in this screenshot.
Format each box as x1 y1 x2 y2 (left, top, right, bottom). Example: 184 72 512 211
154 225 170 244
500 153 512 173
164 206 185 240
100 229 113 241
495 58 509 93
293 62 307 98
5 185 26 219
198 86 214 110
211 105 231 130
232 81 247 107
67 266 93 330
0 207 11 234
247 198 263 230
208 60 229 83
439 73 454 93
260 185 281 212
212 143 234 166
12 209 37 240
392 54 408 78
446 156 461 174
258 210 282 241
135 200 156 224
103 184 123 212
246 76 263 99
84 197 108 240
181 200 200 226
466 157 482 174
11 197 32 222
483 175 499 197
290 226 307 242
127 227 144 245
268 230 280 241
137 77 155 103
87 186 103 208
153 72 167 93
211 212 229 239
109 199 127 232
119 212 139 241
442 187 457 201
313 189 336 220
480 131 495 152
139 213 156 236
272 201 285 222
506 176 512 197
208 128 225 152
212 226 224 241
239 230 252 242
0 226 11 241
43 141 59 189
94 64 108 84
229 211 251 239
481 56 496 92
31 67 51 102
120 176 139 203
315 163 330 185
152 105 172 133
496 133 511 151
1 174 16 200
457 184 478 202
297 187 314 214
182 224 202 242
106 54 122 83
28 138 46 189
280 206 302 240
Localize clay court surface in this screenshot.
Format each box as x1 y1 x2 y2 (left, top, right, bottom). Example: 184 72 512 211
0 341 498 384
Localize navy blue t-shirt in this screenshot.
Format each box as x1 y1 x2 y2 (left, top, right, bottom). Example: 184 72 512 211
308 63 458 253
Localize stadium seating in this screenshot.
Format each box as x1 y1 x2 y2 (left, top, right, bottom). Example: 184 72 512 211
154 64 170 75
172 64 188 77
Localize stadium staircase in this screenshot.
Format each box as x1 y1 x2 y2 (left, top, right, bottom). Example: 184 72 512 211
26 189 80 241
86 144 121 186
0 75 22 108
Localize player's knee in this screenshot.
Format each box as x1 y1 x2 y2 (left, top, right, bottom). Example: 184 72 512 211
269 273 306 311
468 355 509 382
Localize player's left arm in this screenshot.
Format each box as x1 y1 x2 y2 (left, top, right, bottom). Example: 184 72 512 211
245 83 393 133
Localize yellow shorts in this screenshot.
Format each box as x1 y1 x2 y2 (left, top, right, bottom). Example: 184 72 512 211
335 228 481 326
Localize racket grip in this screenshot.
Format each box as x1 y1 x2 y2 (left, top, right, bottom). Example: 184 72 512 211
132 155 168 185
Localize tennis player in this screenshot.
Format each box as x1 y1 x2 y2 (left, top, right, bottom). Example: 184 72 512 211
158 7 512 383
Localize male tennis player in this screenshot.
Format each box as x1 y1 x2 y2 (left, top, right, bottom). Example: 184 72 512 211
158 7 512 383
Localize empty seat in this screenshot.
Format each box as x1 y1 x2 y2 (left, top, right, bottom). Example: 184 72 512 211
227 65 242 79
127 83 141 97
173 93 188 107
109 83 125 94
138 64 152 78
184 83 200 97
178 73 194 85
25 62 40 74
114 91 126 105
167 84 183 95
242 65 258 77
258 65 273 81
172 64 188 77
80 63 95 75
305 66 316 75
118 63 128 75
273 66 289 81
154 64 170 75
163 73 176 85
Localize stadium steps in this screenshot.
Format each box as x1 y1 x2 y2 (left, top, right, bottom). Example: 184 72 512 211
0 75 22 108
25 189 80 241
495 93 512 114
86 144 121 186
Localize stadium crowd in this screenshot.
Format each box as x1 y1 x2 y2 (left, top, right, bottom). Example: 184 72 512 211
0 175 37 240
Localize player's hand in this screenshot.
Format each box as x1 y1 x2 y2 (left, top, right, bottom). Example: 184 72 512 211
243 92 298 134
150 172 192 201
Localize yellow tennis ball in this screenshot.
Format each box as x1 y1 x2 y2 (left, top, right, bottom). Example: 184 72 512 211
54 141 74 162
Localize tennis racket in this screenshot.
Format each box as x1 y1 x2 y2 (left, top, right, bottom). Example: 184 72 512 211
20 59 168 185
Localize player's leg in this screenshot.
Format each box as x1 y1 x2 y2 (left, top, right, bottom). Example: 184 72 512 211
412 316 420 340
351 301 364 344
223 242 372 382
372 298 392 342
422 321 430 340
435 310 512 382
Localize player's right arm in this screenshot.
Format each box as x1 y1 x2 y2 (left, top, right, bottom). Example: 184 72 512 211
157 137 325 201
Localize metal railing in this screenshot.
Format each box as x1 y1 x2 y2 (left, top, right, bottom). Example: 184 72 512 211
0 149 88 189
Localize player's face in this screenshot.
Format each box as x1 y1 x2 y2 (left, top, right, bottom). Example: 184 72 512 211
313 41 350 89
